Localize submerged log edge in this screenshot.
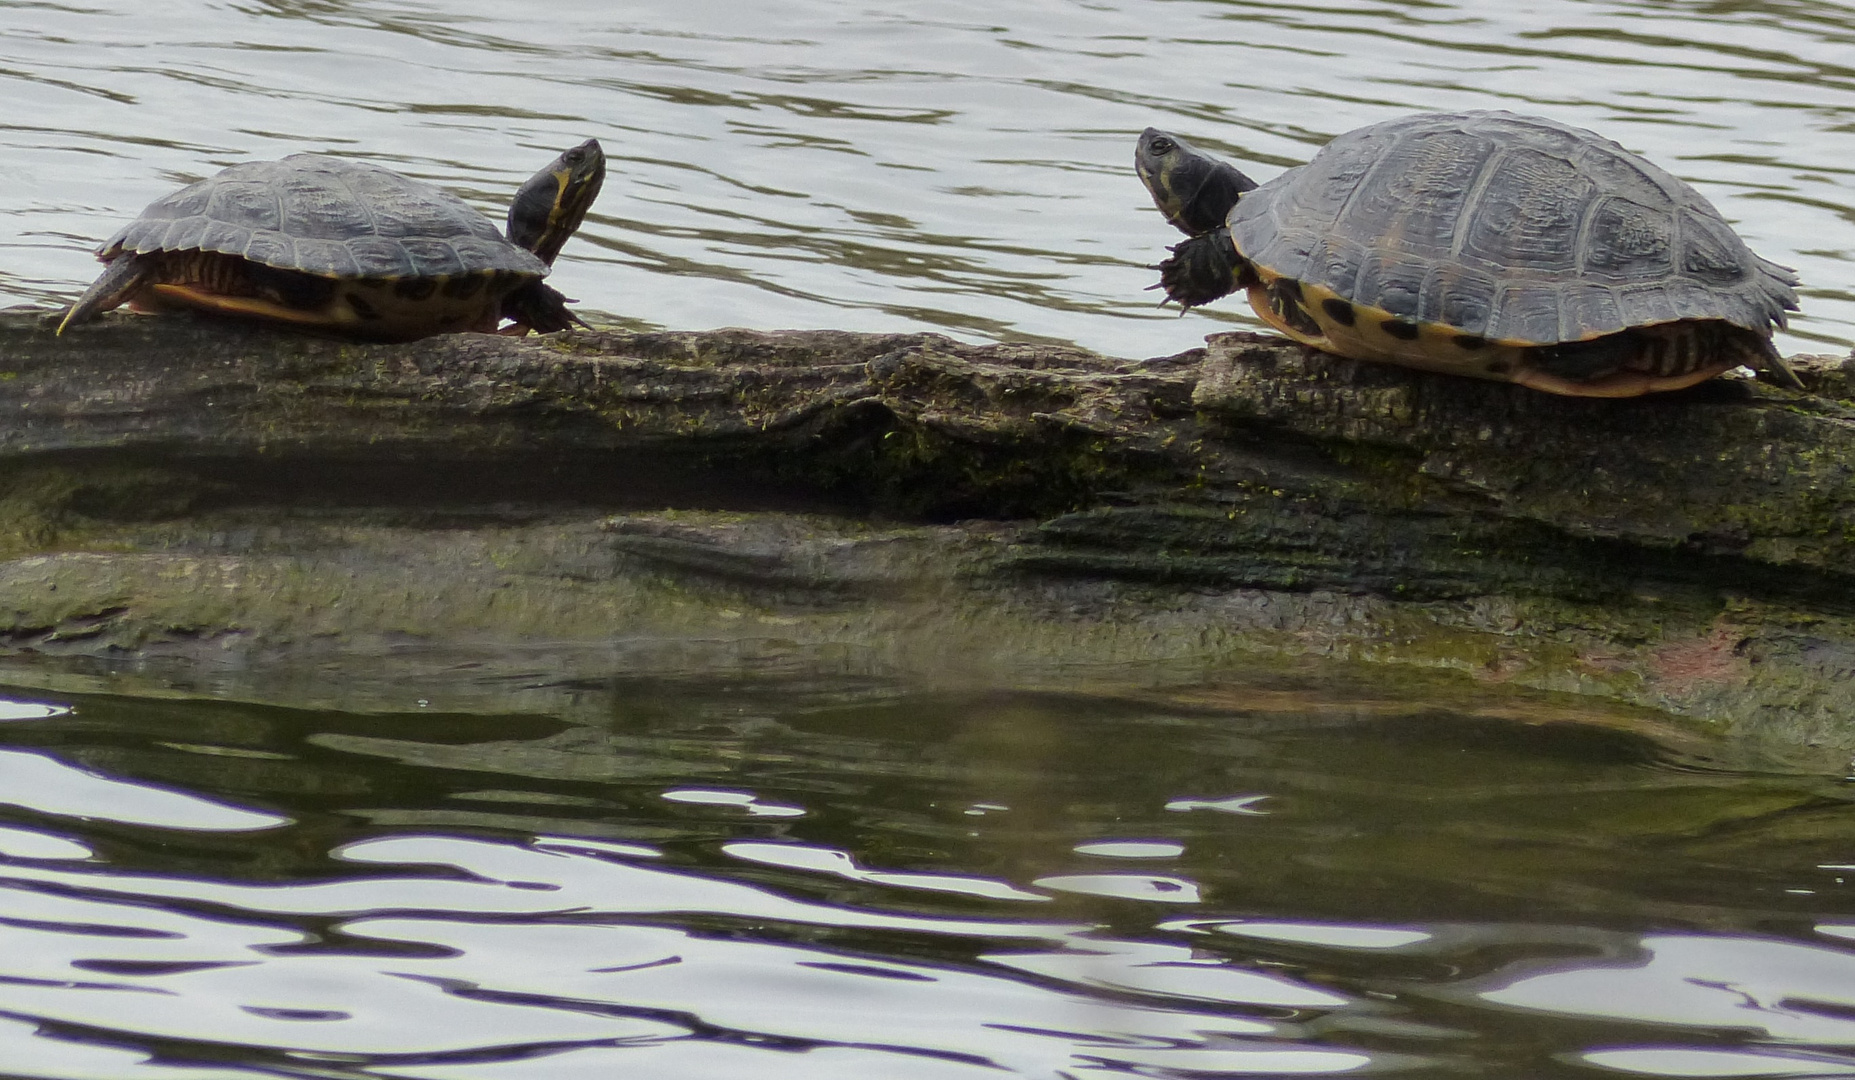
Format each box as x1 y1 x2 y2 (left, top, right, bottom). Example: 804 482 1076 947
4 307 1855 769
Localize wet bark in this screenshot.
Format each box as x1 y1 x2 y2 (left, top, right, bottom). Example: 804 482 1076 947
4 306 1854 768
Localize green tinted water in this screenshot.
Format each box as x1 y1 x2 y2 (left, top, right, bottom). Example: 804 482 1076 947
0 676 1850 1076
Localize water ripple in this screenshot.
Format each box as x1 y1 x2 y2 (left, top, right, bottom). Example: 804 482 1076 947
0 681 1847 1075
0 0 1847 356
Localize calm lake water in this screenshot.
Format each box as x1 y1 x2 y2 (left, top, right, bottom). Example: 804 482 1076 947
3 0 1855 1076
2 0 1853 357
1 678 1853 1079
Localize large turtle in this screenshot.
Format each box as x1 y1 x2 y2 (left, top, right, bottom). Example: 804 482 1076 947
58 139 605 341
1135 111 1802 396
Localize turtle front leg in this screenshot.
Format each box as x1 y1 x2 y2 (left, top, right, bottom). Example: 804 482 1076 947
57 254 154 334
499 279 586 335
1153 227 1249 310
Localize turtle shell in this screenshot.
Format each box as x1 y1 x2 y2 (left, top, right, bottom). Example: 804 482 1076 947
1228 111 1796 350
101 154 547 282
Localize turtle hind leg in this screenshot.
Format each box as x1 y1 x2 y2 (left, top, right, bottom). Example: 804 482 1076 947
499 280 585 335
57 254 154 334
1521 321 1792 397
1746 336 1805 391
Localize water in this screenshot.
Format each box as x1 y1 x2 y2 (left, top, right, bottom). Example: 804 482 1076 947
0 678 1852 1078
1 0 1852 358
4 1 1855 1075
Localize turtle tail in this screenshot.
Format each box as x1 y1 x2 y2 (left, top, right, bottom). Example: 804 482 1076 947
500 280 586 335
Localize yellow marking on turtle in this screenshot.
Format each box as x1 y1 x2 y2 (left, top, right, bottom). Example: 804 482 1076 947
1246 268 1532 380
1244 268 1738 397
141 286 342 328
144 267 506 341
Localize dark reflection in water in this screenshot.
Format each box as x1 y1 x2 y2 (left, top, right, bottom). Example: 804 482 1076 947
2 3 1853 1076
0 678 1851 1077
1 0 1851 359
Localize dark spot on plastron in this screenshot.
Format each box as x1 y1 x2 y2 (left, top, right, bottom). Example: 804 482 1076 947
345 292 380 321
1320 297 1356 326
1486 360 1512 375
1381 318 1420 340
442 275 485 299
1269 279 1322 336
394 278 438 301
1454 334 1487 350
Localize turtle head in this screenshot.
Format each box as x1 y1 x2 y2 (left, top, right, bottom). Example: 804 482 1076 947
507 138 606 266
1135 128 1256 236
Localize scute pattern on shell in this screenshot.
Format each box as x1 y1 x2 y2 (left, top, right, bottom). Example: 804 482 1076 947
100 155 548 281
1229 111 1797 345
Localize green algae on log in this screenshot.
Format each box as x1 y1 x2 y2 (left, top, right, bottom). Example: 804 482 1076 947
3 307 1855 769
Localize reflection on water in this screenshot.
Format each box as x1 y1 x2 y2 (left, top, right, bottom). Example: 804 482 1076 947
4 3 1855 1073
0 0 1850 358
0 680 1850 1077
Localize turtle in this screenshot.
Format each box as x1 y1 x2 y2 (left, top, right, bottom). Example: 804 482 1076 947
57 139 606 341
1134 111 1803 396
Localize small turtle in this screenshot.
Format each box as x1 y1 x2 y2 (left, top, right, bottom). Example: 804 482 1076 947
1135 112 1802 396
58 139 605 341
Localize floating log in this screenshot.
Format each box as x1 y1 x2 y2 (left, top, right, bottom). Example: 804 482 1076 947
2 307 1853 769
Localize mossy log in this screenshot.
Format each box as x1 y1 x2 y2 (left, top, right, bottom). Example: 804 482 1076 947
3 307 1855 768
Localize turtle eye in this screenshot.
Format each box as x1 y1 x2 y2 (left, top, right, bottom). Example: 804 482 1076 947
564 150 584 164
1149 136 1174 155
